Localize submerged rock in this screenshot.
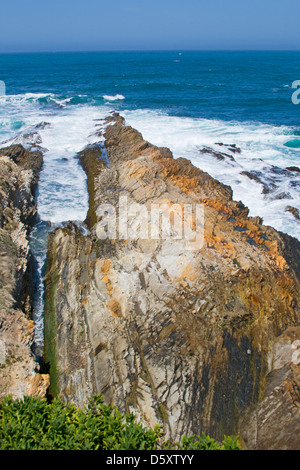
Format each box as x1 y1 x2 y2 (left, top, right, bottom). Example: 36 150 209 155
44 114 300 447
286 206 300 220
215 142 241 153
286 166 300 173
198 145 236 163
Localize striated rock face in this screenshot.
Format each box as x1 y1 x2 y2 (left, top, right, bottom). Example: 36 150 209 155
44 114 300 447
240 327 300 449
0 144 49 400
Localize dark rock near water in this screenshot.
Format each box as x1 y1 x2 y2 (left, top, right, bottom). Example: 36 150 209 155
199 145 236 163
215 142 241 154
286 205 300 220
286 166 300 173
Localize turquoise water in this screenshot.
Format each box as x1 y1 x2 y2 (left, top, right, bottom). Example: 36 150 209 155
284 139 300 148
0 51 299 351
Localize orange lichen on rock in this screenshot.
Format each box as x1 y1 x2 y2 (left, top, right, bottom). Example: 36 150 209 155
101 259 111 275
205 232 237 259
99 259 123 318
201 198 233 216
249 294 260 306
168 175 199 193
100 260 114 296
263 240 287 270
107 299 122 318
173 262 198 283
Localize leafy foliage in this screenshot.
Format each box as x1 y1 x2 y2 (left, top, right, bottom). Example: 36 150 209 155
165 433 241 450
0 395 240 450
0 395 162 450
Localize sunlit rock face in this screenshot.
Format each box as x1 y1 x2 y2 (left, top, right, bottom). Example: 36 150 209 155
44 114 300 448
0 144 49 400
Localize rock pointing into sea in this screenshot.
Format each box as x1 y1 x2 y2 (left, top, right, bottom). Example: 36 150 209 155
43 114 300 448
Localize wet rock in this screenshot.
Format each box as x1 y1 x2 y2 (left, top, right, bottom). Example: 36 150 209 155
286 206 300 220
286 166 300 173
241 171 265 186
198 146 236 163
215 142 241 153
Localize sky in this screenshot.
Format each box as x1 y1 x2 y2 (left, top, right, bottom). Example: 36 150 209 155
0 0 300 52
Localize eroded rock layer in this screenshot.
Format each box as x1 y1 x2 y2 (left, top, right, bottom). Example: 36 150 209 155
0 144 49 399
44 114 300 447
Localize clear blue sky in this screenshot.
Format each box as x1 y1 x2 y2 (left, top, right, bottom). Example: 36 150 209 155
1 0 300 52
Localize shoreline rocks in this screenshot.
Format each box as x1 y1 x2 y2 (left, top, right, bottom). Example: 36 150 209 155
43 114 300 447
0 143 49 400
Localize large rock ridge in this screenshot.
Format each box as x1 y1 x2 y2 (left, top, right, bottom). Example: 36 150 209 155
0 143 49 400
44 113 300 448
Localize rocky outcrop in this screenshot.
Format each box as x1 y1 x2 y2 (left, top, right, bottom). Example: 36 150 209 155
240 327 300 450
286 205 300 221
0 144 49 400
241 327 300 450
44 114 300 447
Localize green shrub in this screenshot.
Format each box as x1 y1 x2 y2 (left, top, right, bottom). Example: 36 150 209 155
166 433 240 450
0 395 240 450
0 395 162 450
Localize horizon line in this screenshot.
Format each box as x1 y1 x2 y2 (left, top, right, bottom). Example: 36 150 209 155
1 48 300 55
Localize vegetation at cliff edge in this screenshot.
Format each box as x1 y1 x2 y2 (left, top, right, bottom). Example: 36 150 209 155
0 394 240 450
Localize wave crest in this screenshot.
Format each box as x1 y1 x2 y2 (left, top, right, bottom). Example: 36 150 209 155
103 94 125 101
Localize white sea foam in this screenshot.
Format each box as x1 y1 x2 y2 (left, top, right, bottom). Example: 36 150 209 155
35 107 108 223
122 109 300 240
0 94 111 227
103 94 125 101
0 96 111 351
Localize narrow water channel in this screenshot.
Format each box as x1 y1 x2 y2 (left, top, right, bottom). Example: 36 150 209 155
27 109 108 356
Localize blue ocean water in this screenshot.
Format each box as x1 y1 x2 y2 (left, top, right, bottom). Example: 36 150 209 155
0 51 299 351
0 51 300 124
2 51 299 229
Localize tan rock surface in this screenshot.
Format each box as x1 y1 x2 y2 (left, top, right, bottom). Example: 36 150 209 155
0 144 49 400
240 327 300 449
44 114 300 446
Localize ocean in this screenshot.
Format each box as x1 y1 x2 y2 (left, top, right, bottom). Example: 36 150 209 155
0 50 300 351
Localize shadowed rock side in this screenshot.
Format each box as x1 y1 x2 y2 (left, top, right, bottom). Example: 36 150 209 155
241 327 300 450
0 144 49 399
44 114 300 447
